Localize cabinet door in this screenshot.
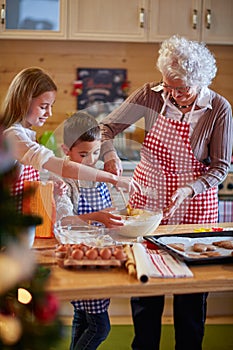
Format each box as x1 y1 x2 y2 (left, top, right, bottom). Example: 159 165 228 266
0 0 67 39
201 0 233 44
148 0 202 42
69 0 147 42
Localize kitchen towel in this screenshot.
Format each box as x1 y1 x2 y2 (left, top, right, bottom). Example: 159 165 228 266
132 243 193 282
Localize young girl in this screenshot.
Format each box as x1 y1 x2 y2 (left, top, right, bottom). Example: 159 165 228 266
56 111 123 350
1 67 140 204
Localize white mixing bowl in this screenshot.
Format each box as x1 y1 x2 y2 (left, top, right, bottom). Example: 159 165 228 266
113 208 163 238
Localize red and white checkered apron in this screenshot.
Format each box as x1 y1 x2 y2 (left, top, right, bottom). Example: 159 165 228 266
11 165 40 211
130 113 218 225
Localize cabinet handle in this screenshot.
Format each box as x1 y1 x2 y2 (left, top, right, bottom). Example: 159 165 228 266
192 9 198 29
139 8 144 28
1 4 5 24
206 9 211 29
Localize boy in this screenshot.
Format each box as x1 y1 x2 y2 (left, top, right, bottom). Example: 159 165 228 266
55 111 123 350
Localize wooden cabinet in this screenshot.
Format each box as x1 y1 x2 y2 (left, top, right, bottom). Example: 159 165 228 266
0 0 147 41
201 0 233 44
1 0 232 44
0 0 67 39
69 0 233 44
148 0 233 45
148 0 201 42
69 0 147 42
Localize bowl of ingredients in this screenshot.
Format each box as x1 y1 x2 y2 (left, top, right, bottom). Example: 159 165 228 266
112 208 163 238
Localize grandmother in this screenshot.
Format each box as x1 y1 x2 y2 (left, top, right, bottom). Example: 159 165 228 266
100 35 233 350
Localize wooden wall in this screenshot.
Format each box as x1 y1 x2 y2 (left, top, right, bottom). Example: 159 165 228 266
1 39 233 140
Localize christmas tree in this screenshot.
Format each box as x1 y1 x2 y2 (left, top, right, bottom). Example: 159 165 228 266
0 126 64 349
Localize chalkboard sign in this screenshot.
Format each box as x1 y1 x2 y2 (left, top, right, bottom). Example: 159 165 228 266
76 68 128 119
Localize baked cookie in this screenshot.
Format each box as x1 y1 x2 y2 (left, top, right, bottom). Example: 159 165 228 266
167 243 185 252
202 251 221 257
186 253 207 259
213 240 233 249
193 243 216 252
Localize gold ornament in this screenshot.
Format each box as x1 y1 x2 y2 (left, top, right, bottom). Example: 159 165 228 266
0 314 22 345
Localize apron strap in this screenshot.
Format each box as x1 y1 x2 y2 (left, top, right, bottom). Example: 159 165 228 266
160 92 170 115
160 92 197 121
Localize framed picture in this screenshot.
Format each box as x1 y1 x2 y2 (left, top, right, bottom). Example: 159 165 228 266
76 68 128 120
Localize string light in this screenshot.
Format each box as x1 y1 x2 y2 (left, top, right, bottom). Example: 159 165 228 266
18 288 32 304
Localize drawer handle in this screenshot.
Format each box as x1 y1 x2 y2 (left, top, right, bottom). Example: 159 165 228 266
1 4 5 25
192 9 198 29
139 8 145 28
206 9 211 29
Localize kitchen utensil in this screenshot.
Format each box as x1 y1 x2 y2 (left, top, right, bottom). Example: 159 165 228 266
112 209 163 238
118 188 132 215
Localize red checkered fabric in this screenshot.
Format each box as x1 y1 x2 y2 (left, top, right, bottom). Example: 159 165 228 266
130 114 218 225
11 165 40 211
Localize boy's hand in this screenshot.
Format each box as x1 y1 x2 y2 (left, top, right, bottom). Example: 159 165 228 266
53 179 68 196
95 208 124 228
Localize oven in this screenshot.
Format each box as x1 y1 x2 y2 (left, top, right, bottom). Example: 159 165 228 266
218 164 233 223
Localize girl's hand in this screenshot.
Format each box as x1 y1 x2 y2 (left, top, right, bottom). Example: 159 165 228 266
116 176 142 196
163 186 193 219
104 158 123 176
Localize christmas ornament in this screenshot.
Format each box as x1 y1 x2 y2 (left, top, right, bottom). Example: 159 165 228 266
0 314 22 345
72 80 83 96
0 127 64 349
34 292 59 323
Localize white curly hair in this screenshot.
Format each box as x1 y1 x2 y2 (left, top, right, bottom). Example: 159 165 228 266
156 35 217 88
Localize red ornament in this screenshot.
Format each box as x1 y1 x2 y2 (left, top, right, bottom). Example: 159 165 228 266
121 80 130 94
72 80 83 96
34 293 59 323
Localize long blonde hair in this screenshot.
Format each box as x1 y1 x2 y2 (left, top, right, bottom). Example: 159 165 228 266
1 67 57 128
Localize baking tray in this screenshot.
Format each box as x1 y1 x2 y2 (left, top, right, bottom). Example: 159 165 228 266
144 231 233 265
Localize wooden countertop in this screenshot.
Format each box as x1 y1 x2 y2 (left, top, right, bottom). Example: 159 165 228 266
32 222 233 300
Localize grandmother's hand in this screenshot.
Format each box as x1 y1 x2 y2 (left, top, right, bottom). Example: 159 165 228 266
163 186 193 219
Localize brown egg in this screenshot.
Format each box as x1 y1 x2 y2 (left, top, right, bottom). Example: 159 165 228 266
55 244 68 258
56 244 67 252
71 249 84 260
78 243 88 252
100 247 112 260
85 248 98 260
114 247 126 260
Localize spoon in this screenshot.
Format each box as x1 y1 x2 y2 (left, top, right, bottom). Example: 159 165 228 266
119 188 132 215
